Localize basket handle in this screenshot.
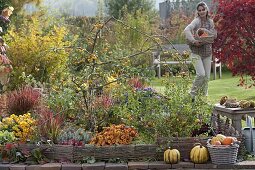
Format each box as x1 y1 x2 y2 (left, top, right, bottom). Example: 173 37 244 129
207 139 212 145
230 140 241 146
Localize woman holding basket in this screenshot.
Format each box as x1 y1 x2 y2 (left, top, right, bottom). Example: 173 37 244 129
184 1 217 102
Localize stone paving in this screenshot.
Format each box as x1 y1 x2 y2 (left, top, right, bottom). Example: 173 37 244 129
1 161 255 170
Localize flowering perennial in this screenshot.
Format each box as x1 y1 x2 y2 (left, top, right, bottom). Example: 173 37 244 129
0 113 37 142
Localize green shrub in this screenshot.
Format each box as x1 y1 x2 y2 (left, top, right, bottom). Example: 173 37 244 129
111 77 213 143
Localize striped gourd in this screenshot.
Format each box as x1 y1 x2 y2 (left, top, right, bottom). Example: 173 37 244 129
164 147 180 164
190 143 209 164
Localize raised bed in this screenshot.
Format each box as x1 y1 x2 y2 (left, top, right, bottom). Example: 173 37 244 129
74 144 157 161
3 136 245 163
17 144 157 162
19 144 74 162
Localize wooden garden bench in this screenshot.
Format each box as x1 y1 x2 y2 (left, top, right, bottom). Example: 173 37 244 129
152 44 222 80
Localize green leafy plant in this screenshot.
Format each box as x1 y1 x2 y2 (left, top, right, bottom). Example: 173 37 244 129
80 156 96 164
107 157 126 163
112 76 213 143
46 85 79 121
154 77 213 138
0 131 16 145
29 148 47 164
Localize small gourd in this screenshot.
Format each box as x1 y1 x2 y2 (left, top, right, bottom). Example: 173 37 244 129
190 143 209 164
164 147 180 164
215 134 226 143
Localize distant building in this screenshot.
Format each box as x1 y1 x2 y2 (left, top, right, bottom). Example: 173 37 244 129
159 0 172 29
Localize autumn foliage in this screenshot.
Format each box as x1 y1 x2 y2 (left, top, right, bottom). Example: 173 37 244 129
5 14 72 88
213 0 255 87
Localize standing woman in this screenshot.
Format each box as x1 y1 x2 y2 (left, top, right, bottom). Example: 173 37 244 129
184 1 217 102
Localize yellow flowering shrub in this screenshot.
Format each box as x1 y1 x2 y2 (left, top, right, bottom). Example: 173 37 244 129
0 113 37 142
4 13 75 88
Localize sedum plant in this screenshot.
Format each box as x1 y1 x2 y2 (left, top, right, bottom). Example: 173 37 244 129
58 127 92 146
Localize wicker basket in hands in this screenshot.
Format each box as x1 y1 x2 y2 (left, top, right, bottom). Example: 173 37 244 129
207 139 240 165
194 28 215 44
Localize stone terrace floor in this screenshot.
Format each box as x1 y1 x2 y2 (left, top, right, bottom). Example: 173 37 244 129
1 161 255 170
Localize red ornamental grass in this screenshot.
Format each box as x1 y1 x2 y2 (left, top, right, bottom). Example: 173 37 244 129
36 106 64 143
6 86 42 115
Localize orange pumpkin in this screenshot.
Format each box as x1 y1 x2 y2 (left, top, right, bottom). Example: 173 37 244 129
222 137 234 145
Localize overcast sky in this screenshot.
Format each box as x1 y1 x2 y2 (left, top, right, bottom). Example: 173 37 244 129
39 0 164 16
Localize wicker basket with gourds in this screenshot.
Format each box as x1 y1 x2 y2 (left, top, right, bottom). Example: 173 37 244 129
207 134 240 165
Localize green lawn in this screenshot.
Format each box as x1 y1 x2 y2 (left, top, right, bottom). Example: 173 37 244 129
208 72 255 103
150 71 255 104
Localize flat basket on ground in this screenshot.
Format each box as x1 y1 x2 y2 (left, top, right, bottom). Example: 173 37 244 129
207 139 240 165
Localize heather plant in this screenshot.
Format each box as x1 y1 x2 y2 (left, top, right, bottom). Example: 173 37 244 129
0 143 18 162
5 86 41 115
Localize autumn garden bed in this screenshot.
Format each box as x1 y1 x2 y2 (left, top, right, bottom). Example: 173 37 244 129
1 143 158 163
0 0 254 168
0 135 246 165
